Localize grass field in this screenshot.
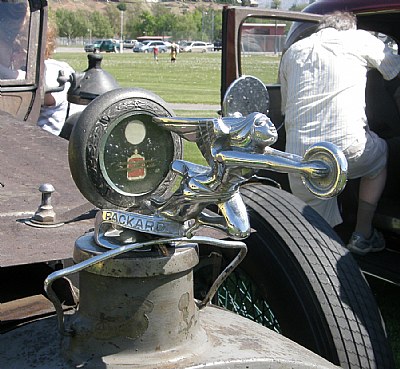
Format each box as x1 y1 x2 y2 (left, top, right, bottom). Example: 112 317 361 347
54 51 280 105
56 52 223 104
55 51 400 366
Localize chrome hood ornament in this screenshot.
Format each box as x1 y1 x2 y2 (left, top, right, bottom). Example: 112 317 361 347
149 111 347 239
68 77 347 245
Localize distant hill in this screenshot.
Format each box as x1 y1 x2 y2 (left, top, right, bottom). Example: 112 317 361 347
48 0 222 15
48 0 110 13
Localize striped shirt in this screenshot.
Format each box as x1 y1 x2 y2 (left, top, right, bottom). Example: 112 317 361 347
280 28 400 157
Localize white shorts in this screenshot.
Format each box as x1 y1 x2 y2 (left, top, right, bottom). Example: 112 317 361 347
289 129 387 227
344 128 387 179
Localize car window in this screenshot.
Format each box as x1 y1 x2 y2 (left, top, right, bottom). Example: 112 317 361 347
0 0 29 80
238 15 400 85
239 18 311 85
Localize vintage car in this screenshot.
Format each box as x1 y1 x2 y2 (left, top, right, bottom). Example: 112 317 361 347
219 0 400 366
0 0 396 368
221 0 400 284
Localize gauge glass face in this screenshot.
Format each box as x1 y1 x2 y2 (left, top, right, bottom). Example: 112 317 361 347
125 120 146 145
99 114 175 196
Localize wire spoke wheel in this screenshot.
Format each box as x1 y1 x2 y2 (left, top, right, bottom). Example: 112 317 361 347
216 269 281 333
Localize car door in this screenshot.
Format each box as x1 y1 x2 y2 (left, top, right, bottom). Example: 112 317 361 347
221 8 322 132
0 0 47 122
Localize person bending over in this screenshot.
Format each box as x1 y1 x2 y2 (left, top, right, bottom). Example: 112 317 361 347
279 11 400 255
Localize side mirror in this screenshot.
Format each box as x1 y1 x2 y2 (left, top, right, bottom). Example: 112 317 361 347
222 75 270 117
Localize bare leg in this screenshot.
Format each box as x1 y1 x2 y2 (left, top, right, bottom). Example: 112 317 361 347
355 167 387 238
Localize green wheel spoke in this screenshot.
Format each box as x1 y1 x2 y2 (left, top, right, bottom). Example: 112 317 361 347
216 269 281 333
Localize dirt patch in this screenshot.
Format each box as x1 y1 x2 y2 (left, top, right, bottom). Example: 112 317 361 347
49 0 108 12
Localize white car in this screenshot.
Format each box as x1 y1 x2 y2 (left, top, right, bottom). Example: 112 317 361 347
123 39 137 49
181 41 214 53
133 40 169 53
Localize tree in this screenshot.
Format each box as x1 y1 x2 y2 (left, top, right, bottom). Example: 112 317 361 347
172 11 200 41
289 3 308 11
89 11 114 38
53 3 222 42
117 3 127 12
105 5 120 36
152 4 178 36
55 9 89 40
271 0 281 9
130 11 156 38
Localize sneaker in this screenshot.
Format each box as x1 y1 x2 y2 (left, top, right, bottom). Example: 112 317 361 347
347 229 385 256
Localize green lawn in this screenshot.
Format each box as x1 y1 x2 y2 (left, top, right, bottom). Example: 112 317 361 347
55 52 223 105
54 51 280 105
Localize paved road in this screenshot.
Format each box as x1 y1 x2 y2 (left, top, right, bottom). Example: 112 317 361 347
169 103 220 111
55 47 84 53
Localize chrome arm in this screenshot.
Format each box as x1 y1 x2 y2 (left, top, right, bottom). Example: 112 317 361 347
216 147 329 179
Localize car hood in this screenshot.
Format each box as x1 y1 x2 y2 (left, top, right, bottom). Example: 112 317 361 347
0 111 95 267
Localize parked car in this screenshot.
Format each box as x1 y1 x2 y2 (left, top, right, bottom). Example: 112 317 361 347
219 1 400 368
84 39 118 53
123 39 137 49
177 40 188 50
84 42 95 52
181 41 214 53
0 2 341 368
133 40 169 53
213 39 222 51
222 0 400 285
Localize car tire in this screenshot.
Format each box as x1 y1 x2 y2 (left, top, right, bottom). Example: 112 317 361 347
196 183 395 369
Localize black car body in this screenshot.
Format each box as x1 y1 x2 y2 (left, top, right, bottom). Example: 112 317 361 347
221 0 400 285
213 39 222 51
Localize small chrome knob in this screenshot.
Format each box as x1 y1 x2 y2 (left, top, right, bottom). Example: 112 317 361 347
32 183 56 224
